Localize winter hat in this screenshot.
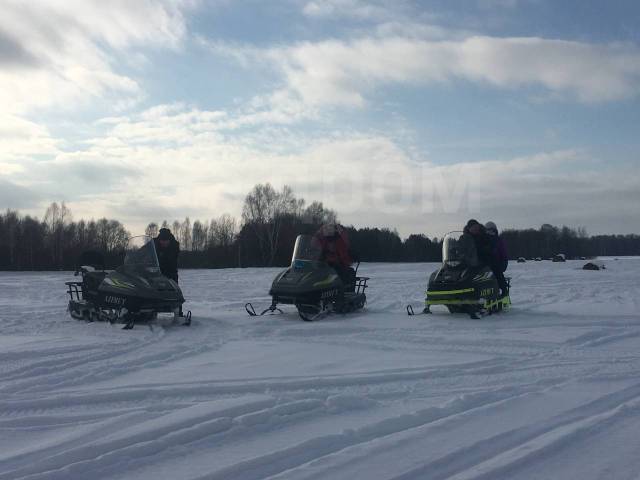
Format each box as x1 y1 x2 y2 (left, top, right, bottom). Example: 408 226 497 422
465 219 480 230
321 223 337 237
157 228 172 240
485 221 498 235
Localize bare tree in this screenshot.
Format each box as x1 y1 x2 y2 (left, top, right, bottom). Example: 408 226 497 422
242 183 299 265
191 220 208 251
60 201 72 227
110 220 130 251
2 210 19 266
43 202 72 265
145 222 159 238
43 202 60 232
303 201 338 225
95 218 130 252
180 217 192 251
209 214 237 247
172 220 181 244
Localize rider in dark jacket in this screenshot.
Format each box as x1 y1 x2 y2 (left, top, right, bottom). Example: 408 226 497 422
485 221 509 296
463 219 493 265
485 222 508 269
153 228 180 283
464 219 509 297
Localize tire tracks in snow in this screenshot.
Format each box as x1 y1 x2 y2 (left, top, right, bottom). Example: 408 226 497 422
185 385 558 480
0 357 522 416
0 332 224 395
384 382 640 480
0 396 347 480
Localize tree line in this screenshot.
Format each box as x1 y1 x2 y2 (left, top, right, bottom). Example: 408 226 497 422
501 224 640 260
1 185 639 270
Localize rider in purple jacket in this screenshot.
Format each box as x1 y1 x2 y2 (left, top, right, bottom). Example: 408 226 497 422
485 221 509 296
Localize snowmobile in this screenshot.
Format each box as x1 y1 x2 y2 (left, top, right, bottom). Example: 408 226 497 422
245 234 369 321
407 231 510 319
66 236 191 329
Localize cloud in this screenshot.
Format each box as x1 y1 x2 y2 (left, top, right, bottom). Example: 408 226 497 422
0 0 192 114
248 35 640 107
13 102 635 235
0 179 43 209
0 29 39 67
3 3 636 238
302 0 400 21
49 155 143 187
477 0 522 8
0 114 61 164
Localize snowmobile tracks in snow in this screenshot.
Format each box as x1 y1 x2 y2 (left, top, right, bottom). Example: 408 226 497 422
3 264 640 479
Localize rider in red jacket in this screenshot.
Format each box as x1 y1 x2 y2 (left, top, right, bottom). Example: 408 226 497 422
314 224 356 291
315 223 353 268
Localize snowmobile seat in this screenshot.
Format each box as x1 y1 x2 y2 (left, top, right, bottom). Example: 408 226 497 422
76 250 106 272
83 270 108 294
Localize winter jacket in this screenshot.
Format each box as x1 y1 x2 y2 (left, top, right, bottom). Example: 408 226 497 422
463 225 493 267
315 227 354 268
153 235 180 282
493 236 509 272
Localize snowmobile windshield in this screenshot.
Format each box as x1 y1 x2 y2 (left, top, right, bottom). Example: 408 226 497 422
443 231 479 267
122 236 160 273
291 235 322 266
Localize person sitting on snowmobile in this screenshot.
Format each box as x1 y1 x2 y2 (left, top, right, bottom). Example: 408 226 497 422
153 228 180 283
485 221 509 297
314 223 358 292
463 219 493 266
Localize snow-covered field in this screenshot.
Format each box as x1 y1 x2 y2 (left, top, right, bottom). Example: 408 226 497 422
1 259 640 480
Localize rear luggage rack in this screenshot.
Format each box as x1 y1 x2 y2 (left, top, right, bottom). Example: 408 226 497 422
66 281 83 301
355 276 369 295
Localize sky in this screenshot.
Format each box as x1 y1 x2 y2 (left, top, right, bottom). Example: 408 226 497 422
1 0 639 238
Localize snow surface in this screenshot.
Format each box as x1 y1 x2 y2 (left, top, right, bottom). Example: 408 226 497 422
1 259 640 480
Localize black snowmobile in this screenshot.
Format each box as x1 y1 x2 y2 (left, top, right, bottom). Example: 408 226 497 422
245 234 369 321
66 236 191 329
407 231 510 319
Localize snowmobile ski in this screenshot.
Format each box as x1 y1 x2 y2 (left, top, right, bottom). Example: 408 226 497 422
406 305 431 316
245 302 283 317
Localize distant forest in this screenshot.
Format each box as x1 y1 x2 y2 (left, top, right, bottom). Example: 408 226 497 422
1 183 639 270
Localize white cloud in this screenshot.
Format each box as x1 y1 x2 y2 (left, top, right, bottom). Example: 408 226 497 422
0 114 61 164
0 180 43 209
0 0 192 114
302 0 398 21
2 0 637 236
257 35 640 107
9 103 635 235
477 0 522 9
